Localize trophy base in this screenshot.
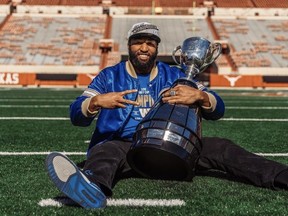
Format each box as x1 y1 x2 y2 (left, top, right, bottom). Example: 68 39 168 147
127 139 200 181
127 90 202 181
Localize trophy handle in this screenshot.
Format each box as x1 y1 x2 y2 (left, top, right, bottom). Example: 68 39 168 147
172 45 182 65
201 42 222 70
210 42 222 62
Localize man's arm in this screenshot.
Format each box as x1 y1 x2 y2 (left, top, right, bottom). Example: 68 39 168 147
201 90 225 120
161 84 225 120
70 95 97 127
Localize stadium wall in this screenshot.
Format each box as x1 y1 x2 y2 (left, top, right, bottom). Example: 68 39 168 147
2 68 288 88
213 8 288 17
16 5 103 14
188 8 207 16
0 66 99 87
211 74 288 88
0 5 10 14
0 7 288 88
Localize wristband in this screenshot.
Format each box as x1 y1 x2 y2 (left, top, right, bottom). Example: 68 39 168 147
87 107 100 116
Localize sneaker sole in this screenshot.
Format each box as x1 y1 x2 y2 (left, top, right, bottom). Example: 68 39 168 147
45 152 106 209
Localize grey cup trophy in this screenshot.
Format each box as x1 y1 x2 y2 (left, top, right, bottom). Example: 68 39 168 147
127 37 222 181
173 36 222 81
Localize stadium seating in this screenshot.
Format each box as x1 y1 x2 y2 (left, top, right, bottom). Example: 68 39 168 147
253 0 288 8
212 0 254 8
0 15 106 66
0 0 287 87
212 18 288 68
62 0 99 6
0 0 287 8
111 16 214 55
23 0 61 5
0 0 10 4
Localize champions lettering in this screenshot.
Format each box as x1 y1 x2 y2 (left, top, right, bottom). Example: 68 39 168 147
137 94 154 108
132 24 158 34
0 73 19 84
136 94 154 118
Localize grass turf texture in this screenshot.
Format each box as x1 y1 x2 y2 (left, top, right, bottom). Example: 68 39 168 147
0 88 288 215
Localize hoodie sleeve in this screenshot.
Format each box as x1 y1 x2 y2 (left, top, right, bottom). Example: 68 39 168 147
201 90 225 120
69 95 96 127
195 80 225 120
70 71 106 127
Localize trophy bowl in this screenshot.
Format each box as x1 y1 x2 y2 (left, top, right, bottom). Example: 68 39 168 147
173 37 222 78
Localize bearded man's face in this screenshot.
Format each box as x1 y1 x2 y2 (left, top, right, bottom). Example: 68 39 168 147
128 37 158 74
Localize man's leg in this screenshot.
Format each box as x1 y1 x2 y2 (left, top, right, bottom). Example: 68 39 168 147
83 139 138 197
46 152 107 209
197 137 288 189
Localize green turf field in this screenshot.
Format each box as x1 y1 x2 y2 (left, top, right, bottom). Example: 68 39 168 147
0 87 287 216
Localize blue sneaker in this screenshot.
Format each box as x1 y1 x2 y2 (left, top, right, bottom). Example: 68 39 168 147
45 152 107 209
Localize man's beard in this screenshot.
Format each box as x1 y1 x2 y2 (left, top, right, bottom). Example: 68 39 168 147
129 48 158 74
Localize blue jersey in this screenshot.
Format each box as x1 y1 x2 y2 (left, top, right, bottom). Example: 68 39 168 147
69 61 225 152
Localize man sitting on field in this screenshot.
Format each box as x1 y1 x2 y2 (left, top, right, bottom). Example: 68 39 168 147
45 22 288 209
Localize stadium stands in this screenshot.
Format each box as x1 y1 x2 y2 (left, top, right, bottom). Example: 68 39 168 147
0 14 106 66
0 0 286 8
0 14 6 22
111 16 214 55
22 0 61 5
0 0 287 87
0 0 10 4
213 18 288 68
253 0 288 8
9 0 288 9
62 0 100 6
212 0 254 8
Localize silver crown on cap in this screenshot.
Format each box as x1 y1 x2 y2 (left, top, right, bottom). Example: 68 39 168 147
127 22 161 43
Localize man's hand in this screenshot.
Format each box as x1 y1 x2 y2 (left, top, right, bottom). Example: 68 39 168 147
88 89 139 112
162 85 210 107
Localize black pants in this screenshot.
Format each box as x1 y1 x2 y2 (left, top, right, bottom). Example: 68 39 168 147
83 137 288 197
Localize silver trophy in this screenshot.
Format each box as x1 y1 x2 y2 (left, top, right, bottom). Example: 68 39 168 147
172 36 222 80
127 37 222 181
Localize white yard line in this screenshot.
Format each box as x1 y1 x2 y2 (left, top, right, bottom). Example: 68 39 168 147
226 106 288 109
0 151 287 157
256 153 288 157
221 118 288 122
0 105 68 108
0 152 86 155
0 117 70 120
225 100 288 103
38 197 186 207
0 99 72 102
0 117 287 122
1 105 288 109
